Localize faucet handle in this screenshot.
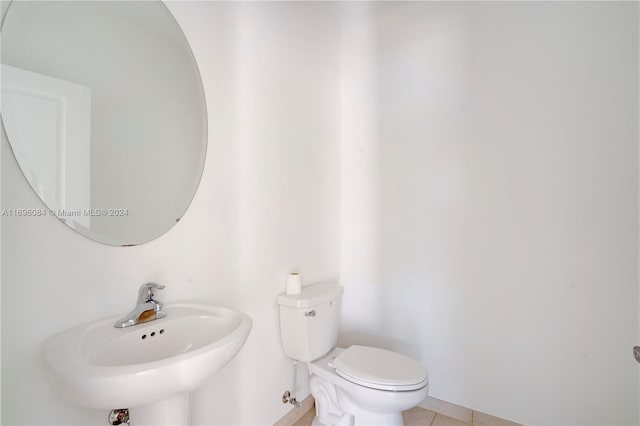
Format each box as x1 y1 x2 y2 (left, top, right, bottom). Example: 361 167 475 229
137 283 165 304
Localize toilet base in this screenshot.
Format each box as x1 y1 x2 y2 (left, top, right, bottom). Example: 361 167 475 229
309 388 405 426
309 373 423 426
309 375 355 426
334 402 403 426
311 414 402 426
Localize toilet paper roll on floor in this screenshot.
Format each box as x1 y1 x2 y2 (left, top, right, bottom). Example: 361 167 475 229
286 273 302 295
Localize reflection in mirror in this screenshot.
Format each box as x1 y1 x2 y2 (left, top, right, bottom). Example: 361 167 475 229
1 1 207 246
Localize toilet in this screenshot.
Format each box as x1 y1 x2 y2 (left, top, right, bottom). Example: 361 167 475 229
278 282 428 426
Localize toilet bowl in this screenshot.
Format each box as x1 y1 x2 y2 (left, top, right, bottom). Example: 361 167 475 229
277 283 428 426
308 348 428 426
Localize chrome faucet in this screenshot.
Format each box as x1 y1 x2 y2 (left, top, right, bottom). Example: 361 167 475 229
113 283 167 328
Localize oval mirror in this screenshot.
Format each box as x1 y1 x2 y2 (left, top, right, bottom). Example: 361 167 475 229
1 1 207 246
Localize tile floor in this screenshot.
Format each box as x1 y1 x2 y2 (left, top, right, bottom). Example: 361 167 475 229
292 405 523 426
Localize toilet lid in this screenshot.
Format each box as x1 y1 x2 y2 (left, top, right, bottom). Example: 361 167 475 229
333 346 428 391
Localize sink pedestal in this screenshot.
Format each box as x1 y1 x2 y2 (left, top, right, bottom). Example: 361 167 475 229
130 393 189 426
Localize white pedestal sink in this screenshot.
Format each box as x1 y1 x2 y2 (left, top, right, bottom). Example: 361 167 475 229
42 303 252 425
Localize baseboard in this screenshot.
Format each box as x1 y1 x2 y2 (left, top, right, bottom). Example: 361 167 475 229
419 396 473 423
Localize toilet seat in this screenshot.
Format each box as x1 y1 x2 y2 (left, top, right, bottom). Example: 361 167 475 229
332 345 428 391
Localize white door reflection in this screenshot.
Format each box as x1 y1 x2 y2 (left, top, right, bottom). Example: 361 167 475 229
2 64 91 228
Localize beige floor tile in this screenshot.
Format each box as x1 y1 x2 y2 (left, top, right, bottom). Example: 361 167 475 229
291 408 315 426
421 397 473 424
403 406 437 426
432 413 473 426
472 410 522 426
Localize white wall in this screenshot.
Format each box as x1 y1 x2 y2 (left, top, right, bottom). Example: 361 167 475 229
340 2 639 425
2 2 639 426
1 2 339 425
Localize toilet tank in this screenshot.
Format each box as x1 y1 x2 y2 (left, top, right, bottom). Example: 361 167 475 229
277 282 343 362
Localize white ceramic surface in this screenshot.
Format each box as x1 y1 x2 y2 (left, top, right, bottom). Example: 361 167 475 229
309 348 429 426
334 345 428 391
43 303 252 409
278 282 343 361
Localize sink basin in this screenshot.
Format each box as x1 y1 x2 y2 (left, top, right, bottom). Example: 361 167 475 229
43 303 252 410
